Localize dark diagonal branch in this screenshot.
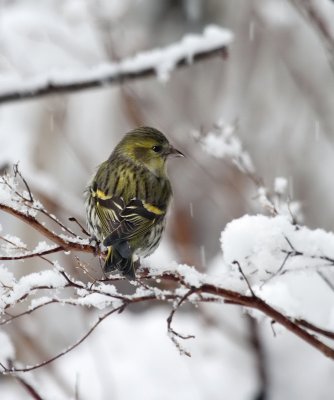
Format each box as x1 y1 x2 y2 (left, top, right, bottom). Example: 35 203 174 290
0 203 94 254
15 375 45 400
290 0 334 72
0 45 229 105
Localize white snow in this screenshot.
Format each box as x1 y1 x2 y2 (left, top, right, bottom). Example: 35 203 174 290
0 24 233 94
29 296 54 310
0 269 67 313
0 174 39 217
274 177 288 195
199 120 255 173
221 214 334 281
75 293 120 310
221 214 334 326
0 266 15 287
33 241 58 253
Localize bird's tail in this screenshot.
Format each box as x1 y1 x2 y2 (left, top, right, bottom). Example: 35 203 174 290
104 246 136 280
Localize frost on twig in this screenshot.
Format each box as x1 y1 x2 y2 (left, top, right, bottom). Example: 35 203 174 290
196 120 302 222
0 166 92 258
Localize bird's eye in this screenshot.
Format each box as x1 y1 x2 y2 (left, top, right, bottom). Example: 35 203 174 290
152 145 162 153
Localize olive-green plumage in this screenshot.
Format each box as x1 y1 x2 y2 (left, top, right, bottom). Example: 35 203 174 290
85 127 183 279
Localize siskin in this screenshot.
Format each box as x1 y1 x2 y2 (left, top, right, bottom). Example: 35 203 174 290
85 126 184 279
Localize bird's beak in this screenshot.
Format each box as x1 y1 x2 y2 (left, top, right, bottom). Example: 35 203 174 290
168 146 184 157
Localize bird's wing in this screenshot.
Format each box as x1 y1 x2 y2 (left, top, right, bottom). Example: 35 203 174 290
93 191 164 248
94 195 125 236
103 198 165 247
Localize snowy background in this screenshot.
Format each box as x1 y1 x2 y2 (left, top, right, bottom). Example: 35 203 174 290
1 0 334 399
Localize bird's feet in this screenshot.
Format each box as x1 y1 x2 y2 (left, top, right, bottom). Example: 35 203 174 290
89 235 101 256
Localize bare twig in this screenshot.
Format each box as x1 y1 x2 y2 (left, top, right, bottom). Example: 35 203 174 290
1 305 126 374
233 260 256 297
13 163 33 203
167 288 197 357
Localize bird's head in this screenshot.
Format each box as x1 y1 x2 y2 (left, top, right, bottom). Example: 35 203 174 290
114 127 184 177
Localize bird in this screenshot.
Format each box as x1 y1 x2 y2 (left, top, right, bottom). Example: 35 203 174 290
85 126 184 279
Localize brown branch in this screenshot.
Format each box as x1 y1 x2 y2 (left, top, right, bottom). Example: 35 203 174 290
141 271 334 359
1 267 334 373
0 203 94 254
199 282 334 359
0 46 228 105
295 318 334 340
2 173 77 237
15 376 45 400
0 246 64 261
2 193 334 363
0 299 65 325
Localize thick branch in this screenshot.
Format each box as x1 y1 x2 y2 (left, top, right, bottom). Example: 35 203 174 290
140 270 334 360
0 47 228 105
200 283 334 359
1 198 334 363
15 376 45 400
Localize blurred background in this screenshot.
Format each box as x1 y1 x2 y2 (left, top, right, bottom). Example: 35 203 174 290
1 0 334 399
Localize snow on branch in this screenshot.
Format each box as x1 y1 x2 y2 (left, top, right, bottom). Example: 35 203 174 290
1 167 334 372
196 120 302 221
222 214 334 290
0 25 233 105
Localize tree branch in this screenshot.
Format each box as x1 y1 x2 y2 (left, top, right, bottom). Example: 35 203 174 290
2 172 334 370
290 0 334 72
0 203 93 254
0 37 230 105
14 375 45 400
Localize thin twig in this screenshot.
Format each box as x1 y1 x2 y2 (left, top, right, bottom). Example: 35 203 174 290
0 246 63 261
167 288 197 357
13 163 33 203
1 305 126 374
233 260 256 297
69 217 90 236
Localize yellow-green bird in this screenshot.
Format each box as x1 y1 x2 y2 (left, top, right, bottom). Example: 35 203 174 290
85 127 184 279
